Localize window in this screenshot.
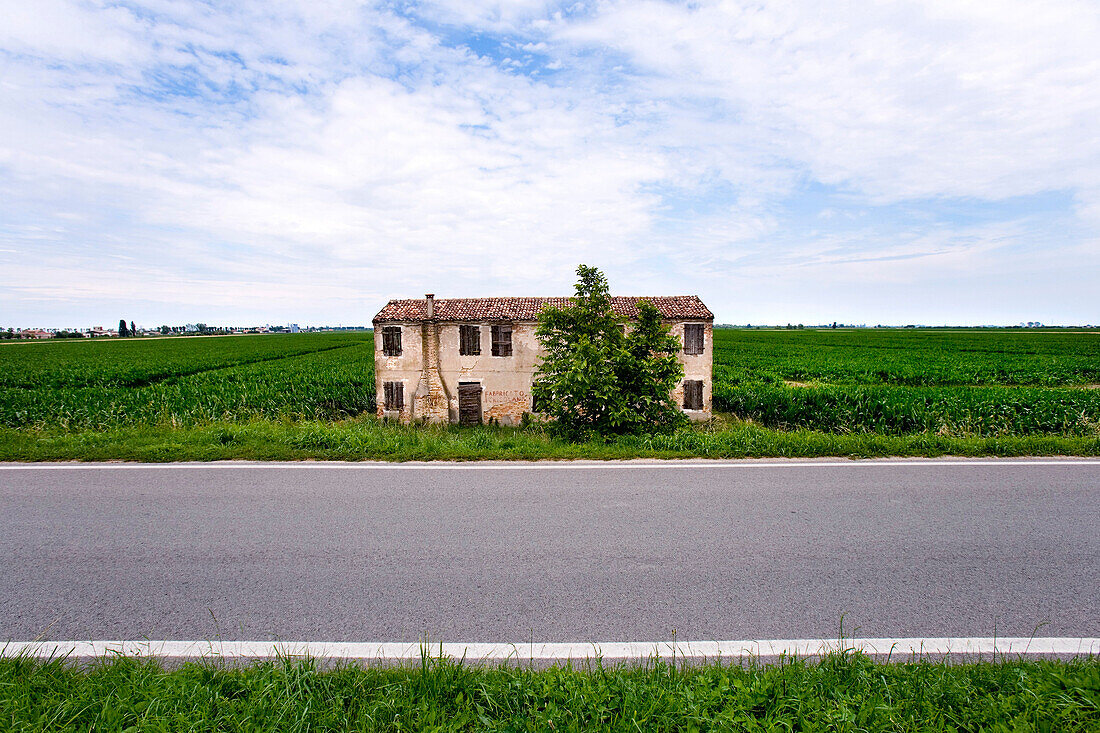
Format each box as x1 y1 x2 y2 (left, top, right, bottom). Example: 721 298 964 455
382 326 402 356
683 380 703 410
491 324 512 356
459 324 480 355
383 381 404 410
683 324 704 355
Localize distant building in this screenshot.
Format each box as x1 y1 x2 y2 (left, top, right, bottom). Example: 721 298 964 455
372 294 714 426
289 324 300 333
20 329 53 339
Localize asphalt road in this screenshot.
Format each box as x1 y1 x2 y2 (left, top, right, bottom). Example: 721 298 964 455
2 460 1098 643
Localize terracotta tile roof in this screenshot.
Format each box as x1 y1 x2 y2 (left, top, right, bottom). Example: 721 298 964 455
373 296 713 323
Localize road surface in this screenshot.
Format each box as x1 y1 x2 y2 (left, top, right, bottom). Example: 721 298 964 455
2 460 1097 643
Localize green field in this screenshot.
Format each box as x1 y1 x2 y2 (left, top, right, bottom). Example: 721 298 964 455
0 333 376 430
713 329 1100 437
2 652 1098 732
1 329 1098 460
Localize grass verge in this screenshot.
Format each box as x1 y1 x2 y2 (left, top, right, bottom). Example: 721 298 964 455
1 417 1097 462
2 652 1098 731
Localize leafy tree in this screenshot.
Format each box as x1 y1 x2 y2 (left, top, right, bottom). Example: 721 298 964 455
130 321 136 336
532 265 685 438
118 319 129 338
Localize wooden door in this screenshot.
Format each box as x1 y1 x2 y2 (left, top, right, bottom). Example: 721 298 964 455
458 382 482 426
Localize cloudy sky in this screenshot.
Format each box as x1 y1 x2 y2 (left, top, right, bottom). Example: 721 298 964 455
2 0 1098 328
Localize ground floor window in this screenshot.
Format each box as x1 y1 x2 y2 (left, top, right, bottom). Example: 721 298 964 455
682 380 703 410
383 381 404 410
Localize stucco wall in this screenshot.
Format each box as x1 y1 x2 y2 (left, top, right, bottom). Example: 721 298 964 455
672 321 714 420
436 322 540 425
374 323 423 422
375 319 713 425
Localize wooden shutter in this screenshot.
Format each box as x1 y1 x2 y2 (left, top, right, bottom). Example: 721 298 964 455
683 380 703 410
458 382 482 425
382 326 402 356
460 325 480 355
491 325 512 356
684 324 704 355
383 382 404 410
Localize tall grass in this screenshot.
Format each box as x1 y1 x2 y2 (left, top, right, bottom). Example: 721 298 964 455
2 419 1096 461
1 651 1097 731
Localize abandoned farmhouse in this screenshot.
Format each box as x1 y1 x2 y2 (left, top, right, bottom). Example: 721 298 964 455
373 294 714 425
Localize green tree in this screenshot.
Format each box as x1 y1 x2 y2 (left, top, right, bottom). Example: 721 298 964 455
130 320 136 336
532 265 685 438
118 319 129 338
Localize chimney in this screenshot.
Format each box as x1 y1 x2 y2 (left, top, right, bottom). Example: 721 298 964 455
414 293 448 423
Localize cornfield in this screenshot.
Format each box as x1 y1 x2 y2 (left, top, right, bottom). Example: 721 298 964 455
0 333 376 430
712 329 1100 436
2 328 1098 438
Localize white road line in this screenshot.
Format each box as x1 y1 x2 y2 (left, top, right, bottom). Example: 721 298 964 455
0 459 1097 471
4 638 1099 662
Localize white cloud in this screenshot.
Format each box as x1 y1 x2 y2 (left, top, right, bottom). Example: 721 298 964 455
562 0 1100 203
1 0 1098 326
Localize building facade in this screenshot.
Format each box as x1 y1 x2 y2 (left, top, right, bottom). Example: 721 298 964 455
373 294 714 425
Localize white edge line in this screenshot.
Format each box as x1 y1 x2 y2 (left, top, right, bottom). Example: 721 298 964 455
0 460 1097 470
4 638 1099 661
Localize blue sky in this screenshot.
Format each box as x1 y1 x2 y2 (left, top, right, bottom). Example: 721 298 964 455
2 0 1098 328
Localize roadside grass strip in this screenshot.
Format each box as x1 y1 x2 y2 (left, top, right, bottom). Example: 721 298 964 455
2 643 1098 732
2 419 1099 462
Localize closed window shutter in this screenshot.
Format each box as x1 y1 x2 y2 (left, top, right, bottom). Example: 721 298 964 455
492 325 512 356
460 325 480 355
383 327 402 356
684 324 703 355
683 380 703 410
384 382 404 410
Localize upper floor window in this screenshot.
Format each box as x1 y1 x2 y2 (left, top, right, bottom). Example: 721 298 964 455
491 324 512 357
459 325 481 356
683 380 704 410
683 324 704 355
382 326 402 356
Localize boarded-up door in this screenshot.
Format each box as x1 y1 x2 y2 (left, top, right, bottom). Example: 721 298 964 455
458 382 482 426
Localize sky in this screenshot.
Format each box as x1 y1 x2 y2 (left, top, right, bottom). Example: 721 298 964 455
2 0 1098 328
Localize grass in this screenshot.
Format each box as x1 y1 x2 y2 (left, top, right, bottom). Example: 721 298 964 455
2 329 1099 461
1 651 1097 731
1 417 1096 462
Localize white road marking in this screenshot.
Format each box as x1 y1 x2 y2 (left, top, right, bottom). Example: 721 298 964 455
0 459 1097 471
4 638 1098 662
